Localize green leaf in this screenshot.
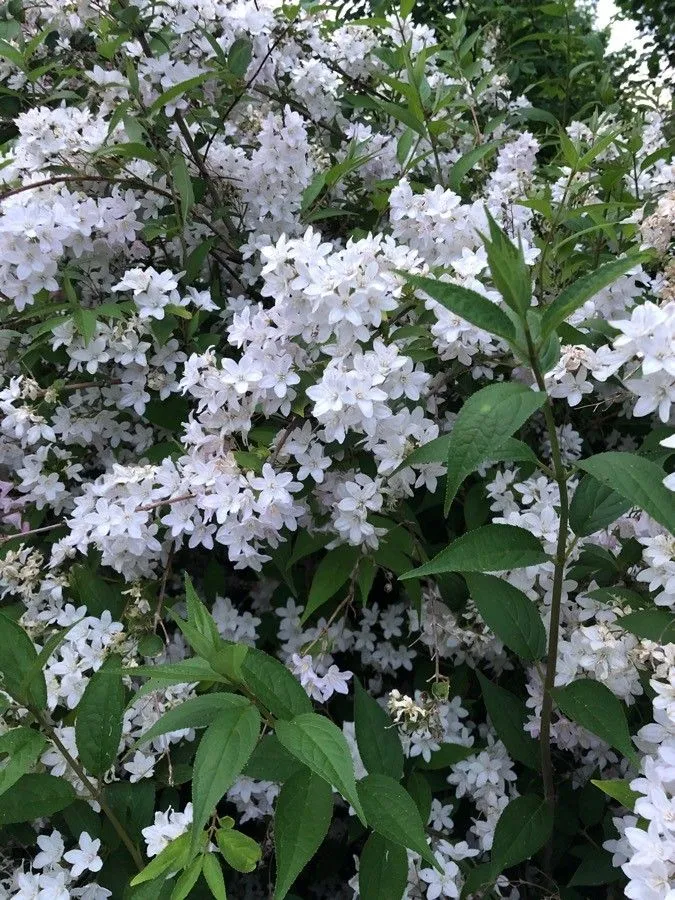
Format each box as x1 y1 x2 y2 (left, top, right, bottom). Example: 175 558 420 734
406 273 516 343
191 702 261 852
147 73 210 115
618 609 675 644
136 693 248 749
465 573 546 661
273 770 333 900
0 610 47 708
591 778 639 809
240 648 312 720
72 306 98 345
443 383 545 513
477 673 540 770
170 857 203 900
244 735 303 782
354 679 404 780
227 37 252 77
569 475 632 536
171 154 194 224
0 773 75 824
491 795 553 868
275 714 366 824
185 575 222 652
553 679 638 765
482 211 532 315
0 727 48 796
415 742 476 769
359 833 408 900
127 658 229 686
401 525 548 580
131 833 191 886
356 774 438 870
576 453 675 534
217 828 261 873
302 546 360 624
448 140 501 192
202 853 227 900
75 655 126 777
541 252 652 339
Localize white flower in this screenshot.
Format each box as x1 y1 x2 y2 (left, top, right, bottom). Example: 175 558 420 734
63 832 103 878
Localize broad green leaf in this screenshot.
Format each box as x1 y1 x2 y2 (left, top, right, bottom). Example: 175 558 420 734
478 673 539 770
492 795 553 868
354 679 404 780
0 727 48 796
618 609 675 644
171 154 194 224
127 658 230 686
217 828 261 873
415 742 476 769
569 847 623 887
147 73 210 115
402 434 538 471
406 273 516 343
359 833 407 900
75 655 126 777
401 525 548 580
443 383 545 513
577 453 675 534
591 778 639 809
482 211 532 315
448 140 501 192
569 475 632 536
210 643 248 682
185 575 221 651
275 714 366 824
356 774 438 870
466 573 546 661
0 610 47 709
191 703 261 852
228 37 252 77
274 770 333 900
136 693 248 749
240 648 312 720
0 773 75 824
302 546 360 623
202 853 227 900
131 833 191 886
553 679 638 765
541 252 652 339
170 857 202 900
244 734 303 782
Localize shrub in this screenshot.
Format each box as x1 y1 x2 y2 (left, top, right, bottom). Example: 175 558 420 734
0 0 673 897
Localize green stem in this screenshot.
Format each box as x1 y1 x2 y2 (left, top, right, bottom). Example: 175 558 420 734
32 710 144 870
525 329 570 827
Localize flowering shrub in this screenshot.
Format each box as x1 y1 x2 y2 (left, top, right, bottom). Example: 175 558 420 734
0 0 673 897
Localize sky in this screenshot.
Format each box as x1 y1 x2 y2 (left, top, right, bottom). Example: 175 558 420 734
594 0 647 54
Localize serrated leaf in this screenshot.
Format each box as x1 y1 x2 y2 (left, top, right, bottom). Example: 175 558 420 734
274 770 333 900
354 679 404 780
0 610 47 709
202 853 227 900
0 727 48 796
228 37 252 76
0 773 75 824
359 833 407 900
170 856 202 900
136 693 248 749
356 774 438 870
478 673 540 770
591 778 639 809
302 546 360 623
407 273 516 343
576 452 675 534
401 525 548 580
244 734 303 782
275 713 366 824
569 474 632 536
618 609 675 644
171 154 194 224
217 827 261 873
466 573 546 661
448 140 501 192
492 795 553 868
75 655 126 777
541 252 651 338
191 702 261 853
443 383 545 513
131 833 191 886
240 648 312 720
553 679 638 765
